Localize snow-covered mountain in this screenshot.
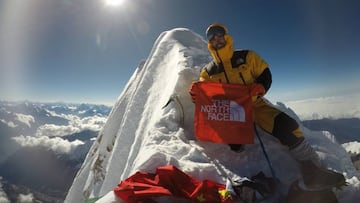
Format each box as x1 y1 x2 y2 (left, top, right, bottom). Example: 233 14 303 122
65 28 360 203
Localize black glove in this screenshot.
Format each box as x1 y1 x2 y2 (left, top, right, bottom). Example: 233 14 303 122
229 144 245 152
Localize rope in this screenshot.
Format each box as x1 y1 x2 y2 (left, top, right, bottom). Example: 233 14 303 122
253 123 277 179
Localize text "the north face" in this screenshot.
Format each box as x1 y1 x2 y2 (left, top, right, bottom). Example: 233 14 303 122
200 99 245 122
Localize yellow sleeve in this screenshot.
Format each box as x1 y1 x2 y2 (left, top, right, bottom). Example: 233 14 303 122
199 68 210 81
247 50 269 78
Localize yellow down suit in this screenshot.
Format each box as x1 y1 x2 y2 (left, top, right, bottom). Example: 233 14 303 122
200 33 304 149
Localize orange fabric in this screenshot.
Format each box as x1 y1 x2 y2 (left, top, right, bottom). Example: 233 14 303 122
113 165 226 203
189 81 254 144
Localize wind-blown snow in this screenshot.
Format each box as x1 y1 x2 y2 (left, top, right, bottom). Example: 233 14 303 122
65 28 360 203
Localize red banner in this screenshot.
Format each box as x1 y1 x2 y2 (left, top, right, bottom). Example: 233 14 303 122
190 82 254 144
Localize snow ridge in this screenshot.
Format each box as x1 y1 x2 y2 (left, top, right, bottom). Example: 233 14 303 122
65 28 360 203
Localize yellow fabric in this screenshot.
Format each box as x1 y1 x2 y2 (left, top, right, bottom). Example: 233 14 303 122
200 47 268 86
207 35 234 63
253 98 281 133
292 127 303 138
218 189 233 201
199 67 225 82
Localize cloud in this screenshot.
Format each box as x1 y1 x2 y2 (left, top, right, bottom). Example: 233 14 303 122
17 193 34 203
0 113 35 128
0 177 10 203
12 135 84 154
35 124 79 137
15 113 35 128
285 93 360 120
35 115 107 137
0 119 17 128
78 115 108 131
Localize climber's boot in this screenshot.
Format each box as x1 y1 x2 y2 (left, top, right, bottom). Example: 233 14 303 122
300 160 346 189
290 140 346 190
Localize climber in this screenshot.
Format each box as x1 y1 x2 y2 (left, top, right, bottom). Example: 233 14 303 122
196 23 345 189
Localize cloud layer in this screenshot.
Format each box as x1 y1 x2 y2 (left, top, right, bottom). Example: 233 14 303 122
0 177 10 203
11 113 107 155
35 115 107 137
285 93 360 120
17 193 34 203
13 135 84 154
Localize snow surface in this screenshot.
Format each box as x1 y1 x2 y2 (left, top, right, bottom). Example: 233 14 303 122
65 28 360 203
342 141 360 154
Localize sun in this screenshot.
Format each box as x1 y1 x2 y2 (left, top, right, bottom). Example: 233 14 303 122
104 0 125 6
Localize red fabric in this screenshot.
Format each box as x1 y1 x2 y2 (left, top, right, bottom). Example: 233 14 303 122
189 81 254 144
113 165 226 203
250 83 265 97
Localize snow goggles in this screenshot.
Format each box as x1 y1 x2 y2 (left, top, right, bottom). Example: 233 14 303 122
206 26 226 41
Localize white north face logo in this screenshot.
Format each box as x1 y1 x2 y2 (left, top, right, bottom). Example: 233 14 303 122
229 101 245 121
200 99 245 122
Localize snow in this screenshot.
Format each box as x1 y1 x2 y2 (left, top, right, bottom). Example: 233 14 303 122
65 28 360 203
342 141 360 155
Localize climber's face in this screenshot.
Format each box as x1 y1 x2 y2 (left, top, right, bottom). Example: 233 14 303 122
210 35 226 50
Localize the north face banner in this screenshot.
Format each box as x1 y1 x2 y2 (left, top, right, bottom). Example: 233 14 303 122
190 82 254 144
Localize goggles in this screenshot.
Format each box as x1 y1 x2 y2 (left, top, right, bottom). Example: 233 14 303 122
206 26 226 41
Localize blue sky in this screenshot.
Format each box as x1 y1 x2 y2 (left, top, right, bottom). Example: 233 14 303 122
1 0 359 105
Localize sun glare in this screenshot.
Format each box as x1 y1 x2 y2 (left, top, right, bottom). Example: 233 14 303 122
105 0 124 6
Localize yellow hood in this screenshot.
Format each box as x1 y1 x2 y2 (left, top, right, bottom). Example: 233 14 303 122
207 34 234 63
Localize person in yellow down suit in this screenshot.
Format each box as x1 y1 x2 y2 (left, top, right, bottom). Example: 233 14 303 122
199 23 345 189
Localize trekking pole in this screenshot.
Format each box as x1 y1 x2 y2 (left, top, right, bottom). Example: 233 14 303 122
253 123 277 179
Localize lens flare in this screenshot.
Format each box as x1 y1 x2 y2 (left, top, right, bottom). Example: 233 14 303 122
104 0 125 6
